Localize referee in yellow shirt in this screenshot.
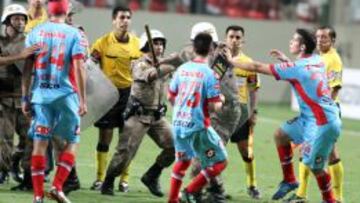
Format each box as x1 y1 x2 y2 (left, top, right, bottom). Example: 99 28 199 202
25 0 48 33
286 26 344 203
90 6 142 192
226 25 262 199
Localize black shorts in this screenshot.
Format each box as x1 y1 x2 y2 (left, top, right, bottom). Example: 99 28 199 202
94 87 131 129
230 119 250 143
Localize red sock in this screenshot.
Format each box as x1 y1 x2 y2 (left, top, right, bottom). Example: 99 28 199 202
168 160 191 203
316 172 335 202
186 161 227 193
31 155 46 198
52 152 75 191
277 145 296 183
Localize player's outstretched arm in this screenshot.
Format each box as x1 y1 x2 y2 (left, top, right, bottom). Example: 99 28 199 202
269 49 291 62
230 59 273 76
74 58 87 116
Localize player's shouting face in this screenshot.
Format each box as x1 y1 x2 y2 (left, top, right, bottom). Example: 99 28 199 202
289 33 303 55
113 11 131 34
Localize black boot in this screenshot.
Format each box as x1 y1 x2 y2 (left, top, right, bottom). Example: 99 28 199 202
10 150 24 183
11 169 32 191
63 167 81 195
101 176 115 196
141 163 164 197
204 176 227 203
0 170 9 184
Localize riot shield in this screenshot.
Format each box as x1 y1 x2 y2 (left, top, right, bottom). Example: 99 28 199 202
81 59 119 129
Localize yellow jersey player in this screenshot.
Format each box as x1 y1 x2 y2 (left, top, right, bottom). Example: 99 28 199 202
226 25 262 199
25 0 48 33
286 26 344 203
90 6 142 192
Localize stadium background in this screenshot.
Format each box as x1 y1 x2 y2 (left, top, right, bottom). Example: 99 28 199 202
0 0 359 202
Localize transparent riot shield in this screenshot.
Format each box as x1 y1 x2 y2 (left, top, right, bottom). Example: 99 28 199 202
81 59 119 129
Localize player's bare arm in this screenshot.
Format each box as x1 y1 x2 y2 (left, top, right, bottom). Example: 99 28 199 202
230 58 272 75
74 58 87 116
21 57 34 118
249 89 258 126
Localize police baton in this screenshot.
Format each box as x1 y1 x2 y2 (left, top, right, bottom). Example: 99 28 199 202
144 24 159 68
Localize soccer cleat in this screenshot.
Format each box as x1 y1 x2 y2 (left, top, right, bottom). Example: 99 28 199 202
180 189 197 203
284 193 307 203
247 186 261 199
272 181 299 200
141 174 164 197
90 180 103 190
33 196 44 203
46 187 72 203
118 181 129 193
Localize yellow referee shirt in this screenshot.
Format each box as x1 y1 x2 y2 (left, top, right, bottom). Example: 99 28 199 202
91 32 142 89
320 47 343 102
25 8 48 33
233 53 260 104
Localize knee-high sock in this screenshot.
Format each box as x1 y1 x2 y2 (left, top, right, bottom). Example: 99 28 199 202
276 145 296 183
315 172 335 202
168 160 191 203
244 159 257 187
96 151 108 181
31 155 46 198
296 161 311 198
120 163 131 184
329 161 344 201
52 152 75 191
186 161 227 193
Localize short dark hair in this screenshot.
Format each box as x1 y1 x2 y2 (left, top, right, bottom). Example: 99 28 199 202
296 28 316 54
193 33 213 57
225 25 245 36
317 25 336 41
112 6 131 19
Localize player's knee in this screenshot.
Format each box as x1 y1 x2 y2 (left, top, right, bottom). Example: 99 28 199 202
311 168 325 176
241 154 253 162
205 161 227 177
96 143 109 152
173 160 191 177
328 148 340 165
274 128 289 144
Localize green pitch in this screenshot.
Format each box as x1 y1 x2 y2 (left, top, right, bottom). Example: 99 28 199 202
0 104 359 203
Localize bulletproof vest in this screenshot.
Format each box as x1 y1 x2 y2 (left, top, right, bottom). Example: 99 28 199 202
0 34 25 94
